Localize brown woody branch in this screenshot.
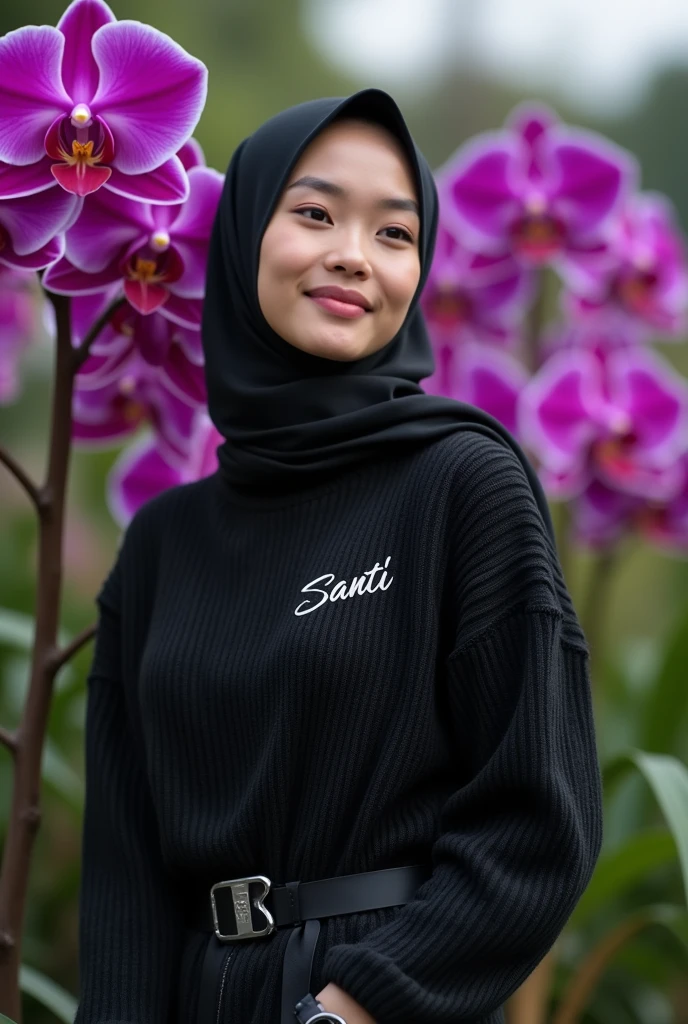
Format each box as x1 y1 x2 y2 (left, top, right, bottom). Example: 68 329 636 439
0 445 43 512
48 623 97 676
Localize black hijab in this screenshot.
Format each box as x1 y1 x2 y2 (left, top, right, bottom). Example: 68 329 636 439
202 87 555 542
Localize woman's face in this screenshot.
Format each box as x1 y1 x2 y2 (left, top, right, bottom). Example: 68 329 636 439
257 118 421 362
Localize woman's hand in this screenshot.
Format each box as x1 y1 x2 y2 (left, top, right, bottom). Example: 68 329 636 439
314 982 377 1024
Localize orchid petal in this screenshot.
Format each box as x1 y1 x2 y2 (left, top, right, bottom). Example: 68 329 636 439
69 287 120 342
124 279 168 315
77 333 133 387
132 309 173 365
43 254 120 294
0 233 64 271
177 137 205 171
439 135 520 247
173 323 203 365
51 161 112 197
607 347 688 463
552 135 633 234
572 477 639 548
158 293 202 329
66 186 152 271
91 21 208 175
0 26 71 165
168 166 223 296
456 342 528 436
108 432 182 526
518 349 604 470
160 341 207 406
0 157 55 199
0 187 79 255
58 0 116 103
105 155 190 205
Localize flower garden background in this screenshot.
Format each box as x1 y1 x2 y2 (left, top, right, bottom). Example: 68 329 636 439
0 1 687 1021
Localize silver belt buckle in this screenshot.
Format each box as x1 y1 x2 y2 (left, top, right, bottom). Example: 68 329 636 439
209 874 275 942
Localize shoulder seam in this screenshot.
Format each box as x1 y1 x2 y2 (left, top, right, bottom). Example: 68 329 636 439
446 602 565 661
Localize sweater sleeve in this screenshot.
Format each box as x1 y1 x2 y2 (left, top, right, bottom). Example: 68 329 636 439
320 435 604 1024
74 521 185 1023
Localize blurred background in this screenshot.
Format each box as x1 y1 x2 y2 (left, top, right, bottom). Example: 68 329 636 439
1 1 688 1021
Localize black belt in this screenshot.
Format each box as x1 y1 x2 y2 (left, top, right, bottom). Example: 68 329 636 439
187 863 432 1024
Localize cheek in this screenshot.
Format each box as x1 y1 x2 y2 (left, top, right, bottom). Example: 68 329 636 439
260 222 318 285
380 256 421 315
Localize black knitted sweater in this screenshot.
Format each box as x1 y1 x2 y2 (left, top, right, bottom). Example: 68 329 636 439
74 430 603 1024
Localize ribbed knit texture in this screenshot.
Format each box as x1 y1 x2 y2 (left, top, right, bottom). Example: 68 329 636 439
74 430 603 1024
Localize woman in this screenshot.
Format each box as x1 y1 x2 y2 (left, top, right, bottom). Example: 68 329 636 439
74 88 603 1024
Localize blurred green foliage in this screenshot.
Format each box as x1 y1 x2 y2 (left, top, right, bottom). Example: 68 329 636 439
1 1 688 1021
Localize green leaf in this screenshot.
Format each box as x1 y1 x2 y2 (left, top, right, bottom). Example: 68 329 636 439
0 608 35 651
19 964 76 1023
554 904 688 1024
571 828 678 928
42 739 84 812
640 599 688 756
0 1014 18 1024
603 749 688 908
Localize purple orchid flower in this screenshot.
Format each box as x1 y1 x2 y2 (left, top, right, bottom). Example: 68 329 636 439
107 413 221 526
564 192 688 337
73 293 206 407
70 288 203 376
42 164 222 323
518 342 688 501
423 338 529 437
72 341 200 463
0 0 207 204
438 104 636 286
572 459 688 554
0 186 79 270
0 268 38 403
420 224 533 347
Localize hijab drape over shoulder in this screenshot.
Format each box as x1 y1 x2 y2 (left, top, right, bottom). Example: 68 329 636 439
202 87 555 541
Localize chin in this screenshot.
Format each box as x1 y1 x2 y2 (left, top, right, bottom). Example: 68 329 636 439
293 329 373 362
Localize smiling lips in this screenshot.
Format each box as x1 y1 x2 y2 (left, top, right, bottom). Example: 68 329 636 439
306 285 372 319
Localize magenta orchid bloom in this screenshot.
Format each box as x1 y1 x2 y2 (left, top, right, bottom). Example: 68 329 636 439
0 0 207 203
421 224 533 347
439 104 636 285
565 192 688 337
0 186 79 270
572 461 688 554
72 341 200 463
0 268 38 403
423 339 529 437
519 343 688 501
107 413 221 526
73 293 206 408
43 164 222 322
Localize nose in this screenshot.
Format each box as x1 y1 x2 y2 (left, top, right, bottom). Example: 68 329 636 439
323 227 372 280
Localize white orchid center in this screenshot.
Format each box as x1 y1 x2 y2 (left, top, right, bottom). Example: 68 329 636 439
70 103 93 128
150 230 171 252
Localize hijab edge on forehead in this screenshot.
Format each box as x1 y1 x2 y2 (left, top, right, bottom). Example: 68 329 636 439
201 88 556 546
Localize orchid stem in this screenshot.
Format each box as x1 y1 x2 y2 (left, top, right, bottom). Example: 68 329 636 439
48 622 97 676
0 446 43 512
524 268 548 373
72 294 127 370
0 726 18 757
581 545 619 680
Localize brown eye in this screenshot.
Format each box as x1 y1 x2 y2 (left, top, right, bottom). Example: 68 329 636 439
381 226 414 243
296 206 331 223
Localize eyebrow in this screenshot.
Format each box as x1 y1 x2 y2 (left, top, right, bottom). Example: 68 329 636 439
286 175 419 216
